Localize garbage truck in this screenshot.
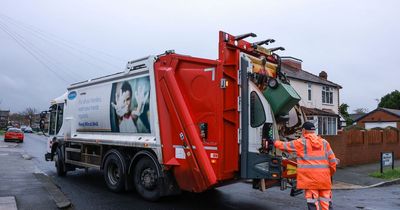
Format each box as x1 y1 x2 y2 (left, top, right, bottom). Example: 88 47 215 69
43 31 304 201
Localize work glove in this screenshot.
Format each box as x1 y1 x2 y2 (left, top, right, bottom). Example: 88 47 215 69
111 88 130 117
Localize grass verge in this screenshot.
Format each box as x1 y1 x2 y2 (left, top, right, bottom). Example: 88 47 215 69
370 167 400 180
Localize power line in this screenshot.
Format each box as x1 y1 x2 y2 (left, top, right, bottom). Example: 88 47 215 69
0 15 117 75
0 22 70 84
0 14 125 70
0 20 80 81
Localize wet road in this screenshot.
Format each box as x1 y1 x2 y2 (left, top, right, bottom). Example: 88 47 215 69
20 134 400 210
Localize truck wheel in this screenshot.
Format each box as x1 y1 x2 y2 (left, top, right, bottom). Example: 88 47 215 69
55 147 67 176
133 156 161 201
104 152 126 192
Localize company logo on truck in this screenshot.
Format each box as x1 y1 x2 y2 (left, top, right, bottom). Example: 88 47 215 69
68 91 77 100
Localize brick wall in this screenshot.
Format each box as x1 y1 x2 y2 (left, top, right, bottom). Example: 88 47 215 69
323 128 400 167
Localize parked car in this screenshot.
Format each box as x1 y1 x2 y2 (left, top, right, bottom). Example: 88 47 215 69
20 125 27 132
24 126 33 133
4 128 24 143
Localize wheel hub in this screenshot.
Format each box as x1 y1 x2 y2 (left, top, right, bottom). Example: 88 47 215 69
107 163 120 185
140 168 157 190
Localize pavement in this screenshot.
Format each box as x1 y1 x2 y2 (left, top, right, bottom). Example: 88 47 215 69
1 134 400 209
332 160 400 190
0 138 71 210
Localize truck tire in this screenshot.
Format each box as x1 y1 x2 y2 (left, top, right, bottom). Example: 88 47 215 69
133 156 161 201
103 151 126 192
55 147 67 176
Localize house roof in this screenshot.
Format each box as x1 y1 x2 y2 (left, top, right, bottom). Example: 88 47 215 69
354 108 400 122
349 113 366 121
281 64 342 89
301 106 338 117
381 108 400 117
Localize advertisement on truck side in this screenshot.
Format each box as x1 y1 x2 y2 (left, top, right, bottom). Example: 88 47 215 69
70 75 151 133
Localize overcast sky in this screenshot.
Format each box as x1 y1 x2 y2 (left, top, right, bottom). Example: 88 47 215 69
0 0 399 113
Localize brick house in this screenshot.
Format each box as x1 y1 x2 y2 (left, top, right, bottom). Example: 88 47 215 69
281 57 342 135
354 108 400 129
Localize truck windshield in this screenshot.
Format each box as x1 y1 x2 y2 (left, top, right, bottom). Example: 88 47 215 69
48 103 64 135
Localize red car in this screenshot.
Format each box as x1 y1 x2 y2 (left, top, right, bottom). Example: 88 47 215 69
4 128 24 143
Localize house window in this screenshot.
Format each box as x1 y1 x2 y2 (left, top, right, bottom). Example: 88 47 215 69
317 116 337 135
322 86 333 104
307 83 312 101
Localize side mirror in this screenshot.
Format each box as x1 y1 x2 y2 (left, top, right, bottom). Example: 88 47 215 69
39 111 48 136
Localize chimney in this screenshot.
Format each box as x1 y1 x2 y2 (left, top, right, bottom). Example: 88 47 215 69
319 71 328 80
281 57 302 70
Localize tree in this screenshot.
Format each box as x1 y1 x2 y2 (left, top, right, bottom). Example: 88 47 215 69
22 108 38 126
9 113 24 126
378 90 400 109
353 108 368 114
9 107 38 127
339 103 353 126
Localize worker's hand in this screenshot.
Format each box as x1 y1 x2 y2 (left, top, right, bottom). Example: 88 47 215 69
336 158 341 165
111 88 130 117
132 85 149 116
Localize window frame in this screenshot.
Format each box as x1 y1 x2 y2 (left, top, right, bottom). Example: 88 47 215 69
322 86 334 105
317 116 337 135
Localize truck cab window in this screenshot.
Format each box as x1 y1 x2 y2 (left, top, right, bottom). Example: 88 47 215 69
56 104 64 134
250 91 266 128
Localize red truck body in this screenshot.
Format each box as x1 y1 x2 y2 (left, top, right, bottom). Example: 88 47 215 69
154 32 280 192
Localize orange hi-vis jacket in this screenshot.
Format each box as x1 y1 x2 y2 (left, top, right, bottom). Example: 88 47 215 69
274 133 337 189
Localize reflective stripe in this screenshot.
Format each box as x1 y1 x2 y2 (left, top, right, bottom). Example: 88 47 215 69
298 156 328 161
319 197 331 202
326 149 334 156
302 137 307 156
329 158 338 163
290 141 297 155
290 141 295 150
283 143 288 152
298 164 329 169
307 198 318 203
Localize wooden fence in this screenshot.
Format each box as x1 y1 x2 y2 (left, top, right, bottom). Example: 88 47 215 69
323 128 400 167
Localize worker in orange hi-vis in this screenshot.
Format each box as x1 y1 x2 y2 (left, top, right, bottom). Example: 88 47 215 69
274 122 337 210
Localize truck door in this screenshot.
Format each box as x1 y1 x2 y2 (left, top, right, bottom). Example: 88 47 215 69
239 54 281 179
48 104 57 136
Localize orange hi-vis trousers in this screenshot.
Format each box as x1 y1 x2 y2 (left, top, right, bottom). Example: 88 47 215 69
305 189 333 210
